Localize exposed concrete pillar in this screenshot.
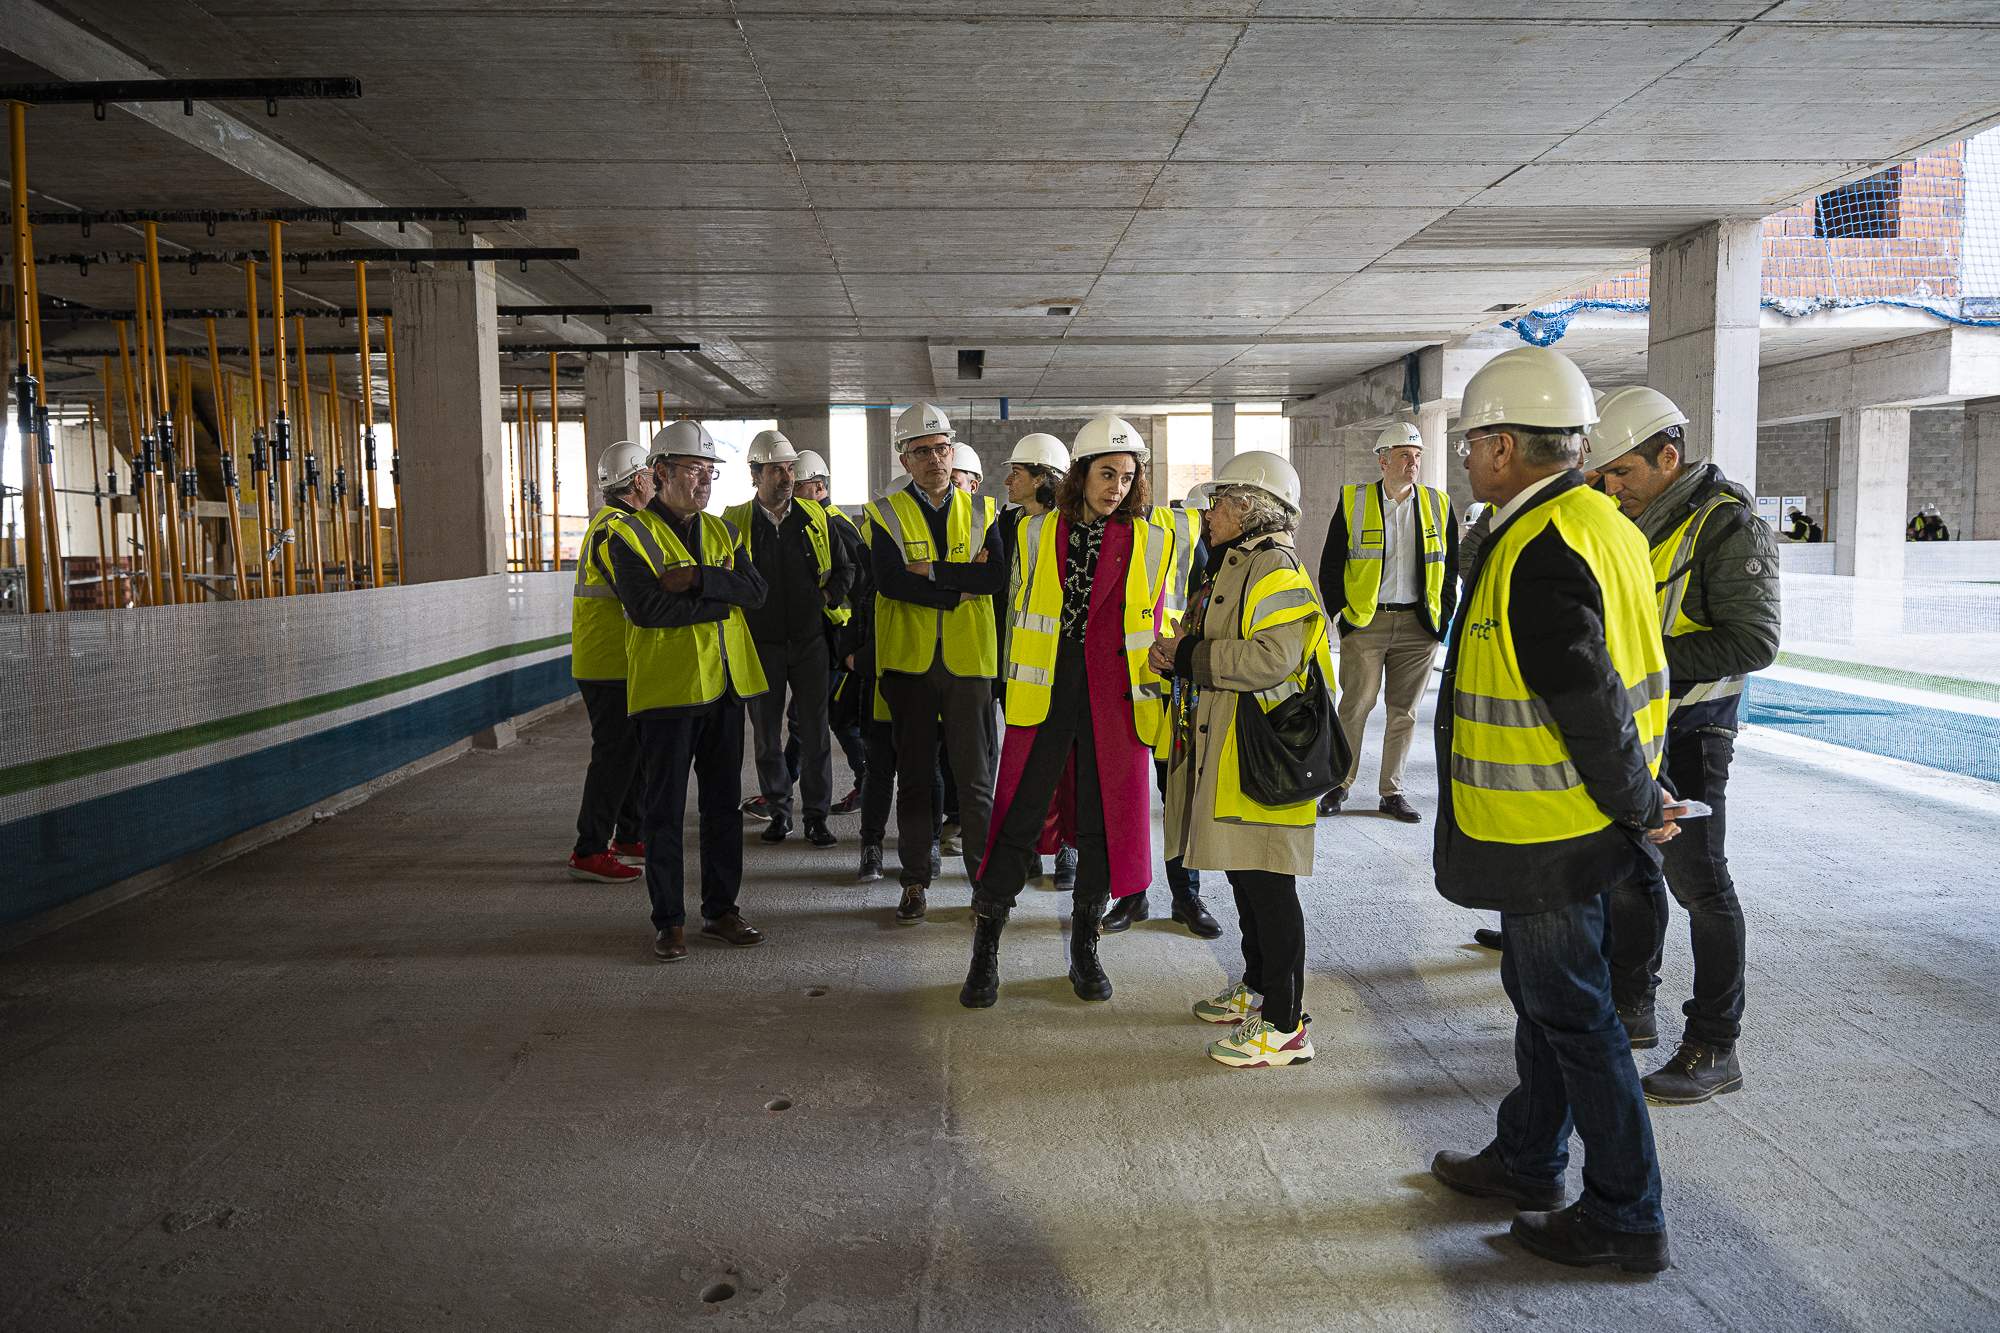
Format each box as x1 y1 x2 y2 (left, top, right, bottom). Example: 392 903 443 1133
1211 401 1235 473
1969 397 2000 540
390 264 505 583
1834 407 1912 580
777 410 831 461
582 352 642 512
865 406 894 497
1648 220 1763 492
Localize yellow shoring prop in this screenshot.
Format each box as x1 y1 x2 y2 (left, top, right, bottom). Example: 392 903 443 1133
8 102 51 612
383 313 406 583
294 314 324 594
269 222 297 596
207 322 248 601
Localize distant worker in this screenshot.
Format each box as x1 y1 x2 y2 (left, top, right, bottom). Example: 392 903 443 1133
1105 483 1219 938
1316 421 1459 823
1156 451 1332 1068
960 416 1170 1007
723 430 852 848
936 442 1000 855
1907 503 1950 541
604 422 770 962
564 440 650 886
1785 507 1823 543
1590 385 1779 1105
791 449 867 814
865 404 1007 922
1426 347 1677 1273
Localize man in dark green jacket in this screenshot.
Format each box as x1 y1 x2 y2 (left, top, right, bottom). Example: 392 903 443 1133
1591 386 1781 1107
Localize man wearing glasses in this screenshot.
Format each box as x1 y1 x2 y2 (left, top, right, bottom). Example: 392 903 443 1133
863 403 1008 923
602 422 771 963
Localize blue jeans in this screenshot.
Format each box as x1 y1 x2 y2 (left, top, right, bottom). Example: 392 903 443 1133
1493 893 1665 1234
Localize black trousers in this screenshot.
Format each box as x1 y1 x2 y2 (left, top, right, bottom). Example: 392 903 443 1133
573 678 642 856
879 659 996 889
1153 758 1197 898
860 710 941 848
637 699 745 932
750 636 832 820
1231 869 1305 1030
786 663 867 787
974 644 1107 916
1609 729 1747 1047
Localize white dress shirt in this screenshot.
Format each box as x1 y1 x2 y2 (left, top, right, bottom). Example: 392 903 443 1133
1377 483 1423 606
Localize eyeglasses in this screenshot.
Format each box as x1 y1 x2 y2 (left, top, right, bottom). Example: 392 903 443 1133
903 443 953 462
667 460 721 481
1454 430 1505 459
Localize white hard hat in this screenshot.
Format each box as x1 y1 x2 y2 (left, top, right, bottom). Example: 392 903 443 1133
596 440 648 491
1375 421 1424 453
894 402 954 447
793 449 830 483
1071 413 1149 465
1213 450 1300 511
1006 432 1069 472
648 419 723 463
1591 385 1688 461
1455 346 1598 434
746 429 800 466
951 443 983 477
1182 481 1215 511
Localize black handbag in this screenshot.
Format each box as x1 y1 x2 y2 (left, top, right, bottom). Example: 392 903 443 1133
1233 657 1348 807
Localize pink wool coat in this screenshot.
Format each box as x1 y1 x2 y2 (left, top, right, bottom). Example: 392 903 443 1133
980 514 1159 898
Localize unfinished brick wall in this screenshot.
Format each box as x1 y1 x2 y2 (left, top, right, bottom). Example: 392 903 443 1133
1757 419 1836 528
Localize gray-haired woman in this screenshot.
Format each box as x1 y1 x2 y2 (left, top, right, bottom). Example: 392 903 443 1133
1150 450 1334 1069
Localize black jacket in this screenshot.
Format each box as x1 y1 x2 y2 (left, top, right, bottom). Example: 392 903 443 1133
867 482 1008 673
605 500 767 720
1317 481 1460 641
739 500 852 646
1433 471 1664 914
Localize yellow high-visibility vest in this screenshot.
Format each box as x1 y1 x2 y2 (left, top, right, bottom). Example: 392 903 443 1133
864 486 997 678
571 505 630 681
1338 481 1450 629
722 496 850 627
1450 485 1667 844
610 507 768 713
1148 504 1204 631
1207 560 1336 828
1003 512 1172 743
1651 491 1745 715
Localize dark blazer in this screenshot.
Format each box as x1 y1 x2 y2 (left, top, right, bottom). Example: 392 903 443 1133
1432 471 1664 914
1317 480 1460 641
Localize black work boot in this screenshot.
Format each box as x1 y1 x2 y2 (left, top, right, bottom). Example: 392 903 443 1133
1069 894 1113 1002
1618 1004 1659 1051
1430 1147 1565 1212
1101 891 1150 933
1510 1203 1671 1274
1642 1040 1743 1105
856 843 884 882
1053 845 1079 892
760 810 792 843
1171 888 1222 939
959 909 1006 1008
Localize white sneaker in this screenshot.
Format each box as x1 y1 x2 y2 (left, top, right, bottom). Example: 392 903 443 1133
1192 983 1262 1025
1208 1016 1313 1068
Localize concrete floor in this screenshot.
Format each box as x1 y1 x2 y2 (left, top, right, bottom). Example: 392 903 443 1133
4 695 1999 1331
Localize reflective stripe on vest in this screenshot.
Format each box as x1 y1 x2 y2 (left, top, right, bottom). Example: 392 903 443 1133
1449 485 1668 844
723 496 852 627
1340 482 1448 629
612 508 768 712
1205 551 1336 828
865 486 997 678
1651 493 1745 715
571 506 632 680
1002 512 1170 741
1150 504 1202 625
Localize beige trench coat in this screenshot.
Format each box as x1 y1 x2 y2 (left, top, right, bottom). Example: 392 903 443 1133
1162 530 1321 878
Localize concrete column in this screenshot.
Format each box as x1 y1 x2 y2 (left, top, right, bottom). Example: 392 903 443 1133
777 410 832 461
1211 401 1235 473
582 352 641 512
390 264 505 583
1416 401 1449 494
1834 406 1912 580
865 406 894 497
1648 220 1763 492
1969 397 2000 539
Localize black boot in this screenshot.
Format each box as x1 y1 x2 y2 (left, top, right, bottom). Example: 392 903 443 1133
1171 889 1222 939
1053 845 1078 892
1642 1039 1742 1105
1069 894 1113 1002
1101 892 1150 933
1618 1003 1659 1051
959 910 1006 1008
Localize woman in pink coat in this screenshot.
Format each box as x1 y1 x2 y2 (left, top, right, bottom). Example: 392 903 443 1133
960 415 1173 1009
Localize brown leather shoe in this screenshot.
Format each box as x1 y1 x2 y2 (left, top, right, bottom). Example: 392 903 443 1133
895 882 928 924
653 927 687 962
700 912 765 947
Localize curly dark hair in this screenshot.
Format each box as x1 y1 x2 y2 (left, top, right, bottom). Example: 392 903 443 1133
1055 453 1151 525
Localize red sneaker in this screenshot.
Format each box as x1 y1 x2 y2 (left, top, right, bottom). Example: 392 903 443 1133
609 839 645 862
568 851 641 883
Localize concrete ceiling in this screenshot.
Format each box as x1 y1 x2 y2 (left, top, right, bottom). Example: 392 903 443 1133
9 1 2000 412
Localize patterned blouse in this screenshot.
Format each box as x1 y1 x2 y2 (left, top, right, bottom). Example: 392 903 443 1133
1061 516 1106 643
